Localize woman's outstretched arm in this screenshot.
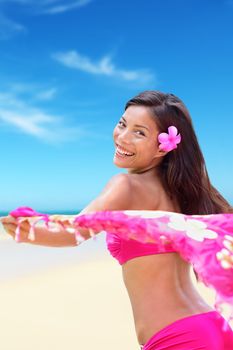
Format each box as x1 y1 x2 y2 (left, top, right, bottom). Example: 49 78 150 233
1 174 132 247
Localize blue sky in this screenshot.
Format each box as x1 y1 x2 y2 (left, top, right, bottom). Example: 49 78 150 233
0 0 232 212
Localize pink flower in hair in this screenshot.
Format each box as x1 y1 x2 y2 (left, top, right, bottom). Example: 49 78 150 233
158 126 181 152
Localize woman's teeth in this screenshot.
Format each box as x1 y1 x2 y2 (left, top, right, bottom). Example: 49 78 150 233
116 145 134 157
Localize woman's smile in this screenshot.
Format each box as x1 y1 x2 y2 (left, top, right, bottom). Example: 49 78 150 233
113 105 162 171
115 143 135 158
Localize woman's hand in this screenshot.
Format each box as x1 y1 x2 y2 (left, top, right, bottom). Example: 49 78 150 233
0 214 97 247
1 216 30 242
0 215 83 247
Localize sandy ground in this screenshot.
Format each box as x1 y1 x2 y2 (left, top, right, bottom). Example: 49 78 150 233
0 237 232 350
0 255 139 350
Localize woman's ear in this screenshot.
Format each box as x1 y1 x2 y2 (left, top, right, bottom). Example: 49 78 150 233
158 148 168 157
153 146 168 159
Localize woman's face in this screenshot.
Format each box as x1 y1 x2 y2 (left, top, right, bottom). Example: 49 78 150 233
113 105 164 173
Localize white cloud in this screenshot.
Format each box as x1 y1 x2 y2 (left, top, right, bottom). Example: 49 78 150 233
0 0 92 39
0 92 86 143
35 88 57 101
0 0 93 14
8 83 57 101
0 109 53 137
52 51 155 85
9 82 37 94
42 0 93 14
0 14 26 40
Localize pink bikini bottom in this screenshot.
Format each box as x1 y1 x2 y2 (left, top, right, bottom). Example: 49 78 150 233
141 311 233 350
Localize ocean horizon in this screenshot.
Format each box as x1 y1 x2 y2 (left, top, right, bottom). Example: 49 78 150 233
0 209 81 217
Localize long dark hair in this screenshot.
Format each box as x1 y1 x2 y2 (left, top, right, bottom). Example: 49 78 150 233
125 91 232 215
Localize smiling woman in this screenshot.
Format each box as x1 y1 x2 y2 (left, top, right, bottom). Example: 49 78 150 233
1 90 233 350
113 106 162 172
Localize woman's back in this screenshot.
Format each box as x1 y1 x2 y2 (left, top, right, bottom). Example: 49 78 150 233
120 172 213 345
126 171 180 212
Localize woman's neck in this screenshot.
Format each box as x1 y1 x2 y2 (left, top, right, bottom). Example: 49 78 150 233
127 165 160 178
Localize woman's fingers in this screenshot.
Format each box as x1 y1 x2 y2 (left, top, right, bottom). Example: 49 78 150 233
2 223 17 238
1 217 18 237
1 216 17 225
2 219 30 242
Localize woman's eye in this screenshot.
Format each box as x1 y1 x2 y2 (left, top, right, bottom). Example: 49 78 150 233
136 130 145 136
117 122 145 136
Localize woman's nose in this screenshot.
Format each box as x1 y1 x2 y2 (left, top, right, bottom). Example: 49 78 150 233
117 129 131 144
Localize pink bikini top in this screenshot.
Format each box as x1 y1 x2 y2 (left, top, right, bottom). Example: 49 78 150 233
106 232 176 265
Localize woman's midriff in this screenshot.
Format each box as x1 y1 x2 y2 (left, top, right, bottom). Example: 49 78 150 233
122 253 214 345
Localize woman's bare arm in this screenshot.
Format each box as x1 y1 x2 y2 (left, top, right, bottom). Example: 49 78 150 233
1 174 132 247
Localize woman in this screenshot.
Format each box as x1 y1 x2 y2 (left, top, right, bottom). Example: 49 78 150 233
2 91 233 349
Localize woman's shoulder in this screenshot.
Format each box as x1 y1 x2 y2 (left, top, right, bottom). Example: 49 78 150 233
109 174 180 212
80 174 133 213
105 173 132 188
105 173 160 210
106 173 147 198
119 173 178 211
81 172 175 213
102 172 162 210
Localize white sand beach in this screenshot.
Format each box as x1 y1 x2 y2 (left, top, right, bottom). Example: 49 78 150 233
0 231 232 350
0 255 138 349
